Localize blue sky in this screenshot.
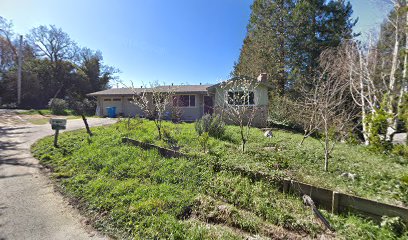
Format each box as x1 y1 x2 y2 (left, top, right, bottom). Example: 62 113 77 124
1 0 389 86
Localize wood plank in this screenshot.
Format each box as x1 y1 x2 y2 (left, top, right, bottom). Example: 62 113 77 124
338 194 408 222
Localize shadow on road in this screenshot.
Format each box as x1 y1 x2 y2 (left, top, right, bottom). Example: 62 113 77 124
0 173 33 179
0 126 31 136
0 126 31 150
0 157 40 169
0 125 40 170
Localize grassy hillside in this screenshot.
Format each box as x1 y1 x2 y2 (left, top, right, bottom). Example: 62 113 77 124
118 119 408 206
31 119 408 239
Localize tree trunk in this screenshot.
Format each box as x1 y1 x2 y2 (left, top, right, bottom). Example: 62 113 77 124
300 135 307 146
358 50 370 145
324 133 329 172
240 125 246 152
156 124 162 140
386 11 400 142
82 114 93 136
324 118 329 172
396 3 408 130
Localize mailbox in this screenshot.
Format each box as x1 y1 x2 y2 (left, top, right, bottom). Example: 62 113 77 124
50 118 67 130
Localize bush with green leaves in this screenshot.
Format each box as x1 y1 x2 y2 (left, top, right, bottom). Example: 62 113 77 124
392 145 408 158
48 98 68 115
400 93 408 144
268 94 298 127
381 216 406 237
366 105 393 152
70 98 96 116
195 114 225 138
198 132 210 153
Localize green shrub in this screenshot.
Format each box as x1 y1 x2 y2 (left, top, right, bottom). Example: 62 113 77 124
198 132 210 153
381 216 406 237
268 94 298 127
48 98 68 115
195 114 225 138
400 175 408 205
162 129 179 150
366 105 393 152
392 145 408 158
70 98 96 116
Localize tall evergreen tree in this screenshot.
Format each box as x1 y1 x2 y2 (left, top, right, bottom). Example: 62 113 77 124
234 0 293 95
233 0 357 96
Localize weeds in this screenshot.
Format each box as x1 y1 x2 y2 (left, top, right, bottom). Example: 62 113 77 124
31 119 408 239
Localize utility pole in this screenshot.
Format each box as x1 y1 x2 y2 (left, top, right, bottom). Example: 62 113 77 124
17 35 22 106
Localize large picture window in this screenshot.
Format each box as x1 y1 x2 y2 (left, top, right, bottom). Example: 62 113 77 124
173 95 196 107
227 91 255 106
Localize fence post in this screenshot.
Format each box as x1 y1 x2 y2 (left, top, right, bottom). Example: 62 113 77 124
54 129 59 147
332 191 339 214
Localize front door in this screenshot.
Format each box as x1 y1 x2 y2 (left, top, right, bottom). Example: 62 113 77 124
204 96 213 115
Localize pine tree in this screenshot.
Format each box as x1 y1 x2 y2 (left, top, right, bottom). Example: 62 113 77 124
233 0 292 96
233 0 357 96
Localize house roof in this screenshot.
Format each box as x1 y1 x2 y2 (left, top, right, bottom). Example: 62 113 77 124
207 76 273 91
87 85 212 96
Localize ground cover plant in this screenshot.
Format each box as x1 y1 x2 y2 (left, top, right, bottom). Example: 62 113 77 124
32 119 408 239
115 119 408 207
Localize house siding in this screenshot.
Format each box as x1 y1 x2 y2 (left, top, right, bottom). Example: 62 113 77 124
99 96 124 116
212 84 269 128
91 82 269 126
97 94 206 121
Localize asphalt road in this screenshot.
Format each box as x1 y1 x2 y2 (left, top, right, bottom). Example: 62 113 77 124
0 113 115 240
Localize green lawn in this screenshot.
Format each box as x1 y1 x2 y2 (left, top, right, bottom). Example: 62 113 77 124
118 119 408 206
31 119 408 239
17 109 77 116
17 109 81 125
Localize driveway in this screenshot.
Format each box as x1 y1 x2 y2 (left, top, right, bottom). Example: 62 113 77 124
0 112 116 240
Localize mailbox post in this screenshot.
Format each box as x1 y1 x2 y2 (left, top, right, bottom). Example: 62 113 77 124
50 119 67 147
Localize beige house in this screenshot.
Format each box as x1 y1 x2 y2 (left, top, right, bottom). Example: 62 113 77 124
87 74 272 126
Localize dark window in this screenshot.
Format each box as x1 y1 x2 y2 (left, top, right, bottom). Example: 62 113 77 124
179 95 190 107
104 99 111 101
113 98 121 101
227 91 255 105
173 95 195 107
190 95 195 106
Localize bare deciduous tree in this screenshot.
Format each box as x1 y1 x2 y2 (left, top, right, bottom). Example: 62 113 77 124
27 25 77 62
297 84 324 146
27 25 79 101
130 81 175 140
0 17 17 76
342 38 383 145
215 76 262 152
300 49 357 171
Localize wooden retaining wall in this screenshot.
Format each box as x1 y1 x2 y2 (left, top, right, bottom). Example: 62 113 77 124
122 137 408 223
283 179 408 223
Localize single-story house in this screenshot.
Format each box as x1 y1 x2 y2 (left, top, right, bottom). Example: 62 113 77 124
87 74 272 127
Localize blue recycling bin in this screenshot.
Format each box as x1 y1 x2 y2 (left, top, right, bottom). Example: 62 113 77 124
106 107 117 118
